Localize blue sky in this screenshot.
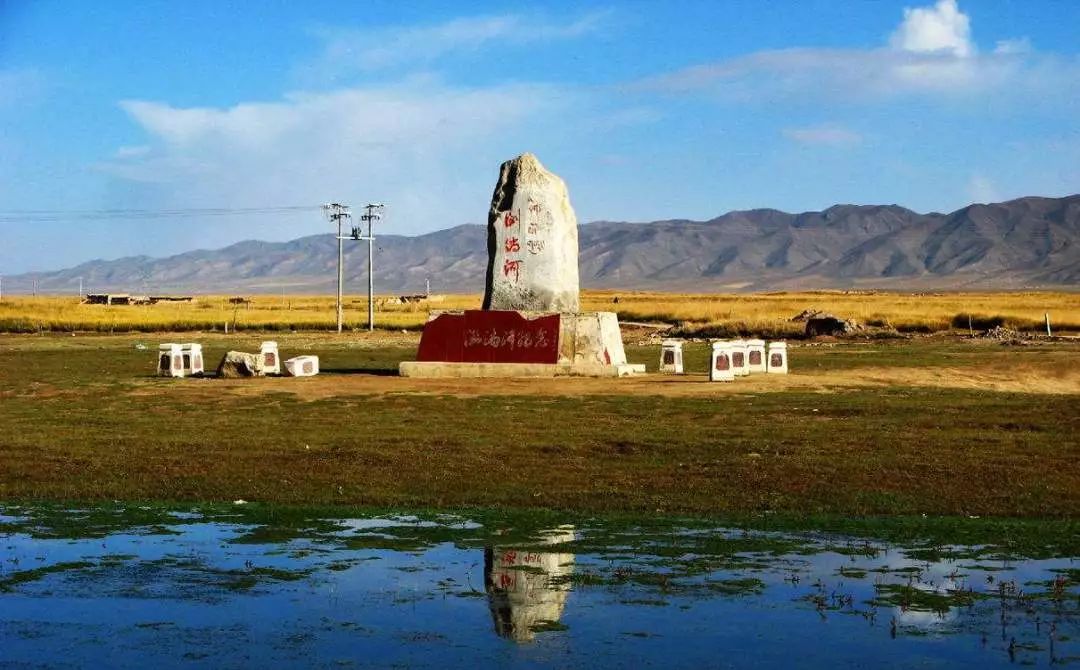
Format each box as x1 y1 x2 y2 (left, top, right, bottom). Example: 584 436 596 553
1 0 1078 273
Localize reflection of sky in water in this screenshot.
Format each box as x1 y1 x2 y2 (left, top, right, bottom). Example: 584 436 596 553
330 515 483 533
0 510 1076 668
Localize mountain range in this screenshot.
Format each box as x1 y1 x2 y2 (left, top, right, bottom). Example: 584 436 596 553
10 194 1080 294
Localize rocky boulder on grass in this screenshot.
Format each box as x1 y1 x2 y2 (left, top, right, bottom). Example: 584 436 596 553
790 308 821 322
805 313 862 337
216 351 262 378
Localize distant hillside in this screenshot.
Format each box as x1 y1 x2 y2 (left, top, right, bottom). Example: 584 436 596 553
9 195 1080 294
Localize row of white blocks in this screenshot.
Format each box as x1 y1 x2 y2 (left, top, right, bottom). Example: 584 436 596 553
158 341 319 378
659 339 789 381
709 340 788 381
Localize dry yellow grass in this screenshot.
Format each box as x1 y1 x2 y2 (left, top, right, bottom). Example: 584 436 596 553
583 289 1080 336
0 294 475 333
0 290 1077 334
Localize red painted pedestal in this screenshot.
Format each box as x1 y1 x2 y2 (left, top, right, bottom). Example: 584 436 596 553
416 310 561 365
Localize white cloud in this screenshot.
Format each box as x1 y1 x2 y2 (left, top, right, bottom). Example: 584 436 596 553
783 125 862 147
966 174 1001 203
635 0 1077 104
113 145 151 159
889 0 973 57
994 37 1032 55
298 11 609 82
637 47 1016 99
99 78 581 242
94 11 631 251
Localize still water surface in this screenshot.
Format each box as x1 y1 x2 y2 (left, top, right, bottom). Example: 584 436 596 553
1 505 1077 668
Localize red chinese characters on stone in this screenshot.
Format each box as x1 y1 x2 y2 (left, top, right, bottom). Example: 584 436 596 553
460 327 550 351
501 210 524 281
416 311 561 364
503 259 522 281
533 329 550 349
464 328 483 347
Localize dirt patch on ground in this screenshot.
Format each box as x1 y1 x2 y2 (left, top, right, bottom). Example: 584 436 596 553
845 364 1080 395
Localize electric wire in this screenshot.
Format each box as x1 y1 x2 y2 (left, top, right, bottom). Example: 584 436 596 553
0 206 323 223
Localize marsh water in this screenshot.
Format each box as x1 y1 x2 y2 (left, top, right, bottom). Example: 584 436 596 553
1 505 1077 668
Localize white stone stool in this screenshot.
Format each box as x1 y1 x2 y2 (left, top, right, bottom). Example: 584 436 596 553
181 343 204 376
746 339 767 373
285 355 319 377
260 341 280 375
730 339 749 377
709 341 734 382
659 339 684 374
158 343 184 378
767 341 789 374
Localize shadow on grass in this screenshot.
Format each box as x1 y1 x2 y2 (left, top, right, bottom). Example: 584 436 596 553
145 369 402 379
320 367 400 377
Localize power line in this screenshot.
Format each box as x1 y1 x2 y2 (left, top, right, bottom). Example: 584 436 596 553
0 205 321 223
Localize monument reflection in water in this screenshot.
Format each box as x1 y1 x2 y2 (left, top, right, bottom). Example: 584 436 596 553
484 526 576 642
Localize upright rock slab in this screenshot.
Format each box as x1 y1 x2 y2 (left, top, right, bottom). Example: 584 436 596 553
482 153 580 313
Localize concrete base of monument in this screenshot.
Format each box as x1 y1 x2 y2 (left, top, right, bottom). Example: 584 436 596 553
400 309 641 378
399 361 646 378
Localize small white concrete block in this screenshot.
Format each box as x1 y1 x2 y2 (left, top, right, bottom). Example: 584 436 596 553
709 341 735 382
730 339 750 377
659 339 684 374
285 355 320 377
180 343 204 376
260 341 281 375
158 343 184 378
767 341 789 374
746 339 767 374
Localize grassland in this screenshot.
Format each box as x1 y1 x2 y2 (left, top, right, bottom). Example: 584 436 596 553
2 290 1078 336
0 333 1077 518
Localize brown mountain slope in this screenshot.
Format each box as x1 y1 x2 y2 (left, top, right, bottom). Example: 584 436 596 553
10 195 1079 294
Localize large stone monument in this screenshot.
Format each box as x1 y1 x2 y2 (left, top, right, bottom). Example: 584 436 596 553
399 153 642 378
483 153 580 313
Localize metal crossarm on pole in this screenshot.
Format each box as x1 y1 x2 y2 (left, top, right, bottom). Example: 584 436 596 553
360 203 384 332
323 201 383 333
322 203 352 333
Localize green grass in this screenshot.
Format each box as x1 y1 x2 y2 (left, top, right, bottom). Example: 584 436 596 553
4 499 1080 559
0 334 1077 521
0 561 96 592
2 385 1076 515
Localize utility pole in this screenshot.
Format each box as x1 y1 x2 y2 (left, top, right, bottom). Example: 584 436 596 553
78 276 83 298
322 203 352 333
360 203 384 332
